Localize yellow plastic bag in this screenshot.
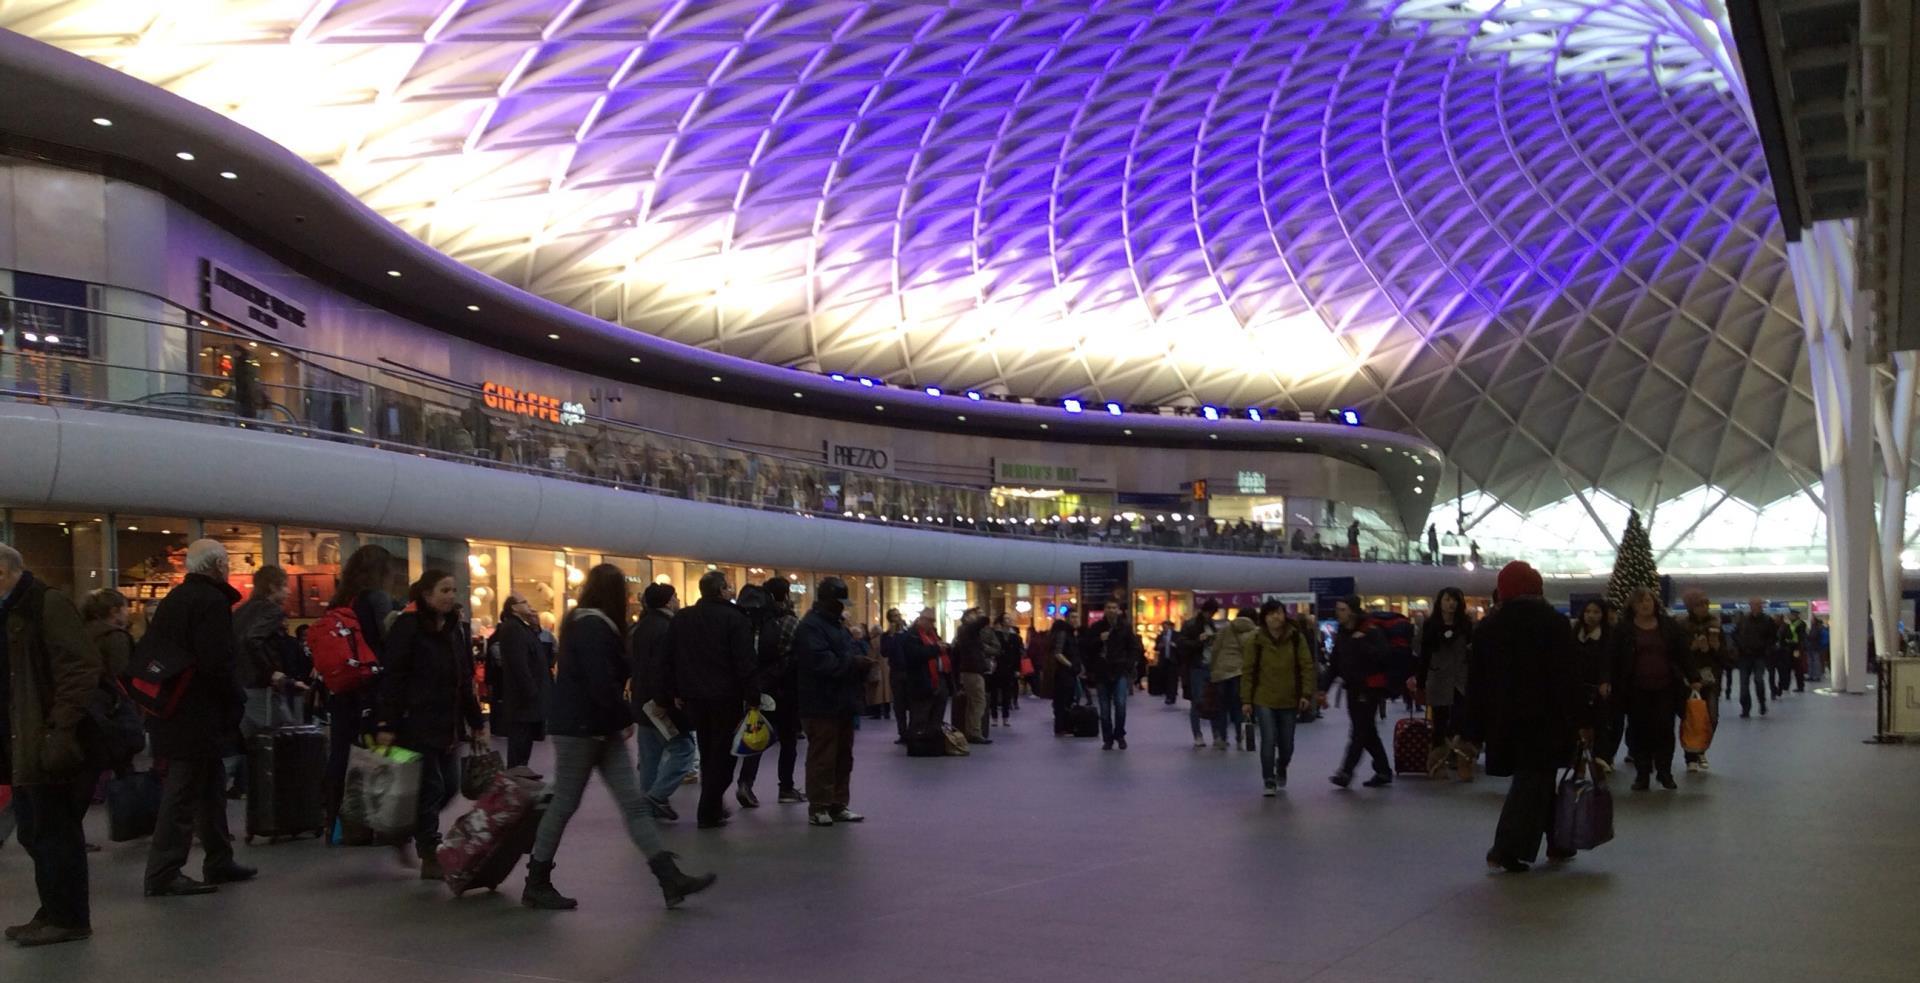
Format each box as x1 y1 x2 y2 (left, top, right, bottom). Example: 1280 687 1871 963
1680 691 1713 753
731 708 774 757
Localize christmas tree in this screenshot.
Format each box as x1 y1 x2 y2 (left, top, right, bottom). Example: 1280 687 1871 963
1605 509 1660 613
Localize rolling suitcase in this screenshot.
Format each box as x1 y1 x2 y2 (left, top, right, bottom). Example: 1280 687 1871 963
247 725 328 842
1066 704 1100 738
905 728 947 757
440 771 549 895
1393 710 1433 775
1146 663 1167 697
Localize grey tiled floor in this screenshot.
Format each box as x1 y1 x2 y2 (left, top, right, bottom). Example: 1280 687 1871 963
5 686 1916 983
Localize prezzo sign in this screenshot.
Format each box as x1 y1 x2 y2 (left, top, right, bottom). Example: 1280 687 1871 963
992 459 1115 489
827 441 892 473
483 381 584 427
204 261 307 332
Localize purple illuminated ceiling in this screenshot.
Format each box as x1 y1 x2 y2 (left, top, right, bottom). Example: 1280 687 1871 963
2 0 1813 512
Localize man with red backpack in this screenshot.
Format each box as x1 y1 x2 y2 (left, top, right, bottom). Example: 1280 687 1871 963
138 540 257 898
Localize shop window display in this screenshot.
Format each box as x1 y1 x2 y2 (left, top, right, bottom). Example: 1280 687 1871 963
4 510 107 598
277 526 344 618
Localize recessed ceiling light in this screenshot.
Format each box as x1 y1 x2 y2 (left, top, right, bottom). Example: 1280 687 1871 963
546 333 560 340
1123 428 1133 435
175 151 195 161
1209 434 1218 440
219 171 237 180
793 392 803 398
874 404 884 411
1294 437 1304 443
386 269 402 277
91 117 112 127
1040 423 1049 430
711 375 722 383
957 415 967 421
466 304 480 312
628 356 641 363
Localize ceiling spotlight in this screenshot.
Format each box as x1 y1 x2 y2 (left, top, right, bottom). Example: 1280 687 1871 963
1414 486 1424 494
1105 402 1123 415
793 392 804 398
966 390 982 401
1209 434 1218 440
466 304 480 311
874 404 885 411
830 373 846 382
386 270 402 277
1040 423 1049 430
924 386 942 397
175 151 195 161
1123 428 1133 435
1063 398 1083 414
1201 406 1220 421
1341 408 1362 426
546 333 560 340
859 377 876 387
1247 408 1263 421
711 375 722 383
219 171 237 180
628 356 641 363
957 415 967 421
91 117 112 127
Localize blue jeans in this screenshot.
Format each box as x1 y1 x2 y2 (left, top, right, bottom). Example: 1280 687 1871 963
635 728 698 804
1737 656 1769 712
1096 677 1130 743
1211 676 1244 742
1253 706 1299 785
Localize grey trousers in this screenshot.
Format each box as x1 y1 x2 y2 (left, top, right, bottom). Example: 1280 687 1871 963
531 734 664 865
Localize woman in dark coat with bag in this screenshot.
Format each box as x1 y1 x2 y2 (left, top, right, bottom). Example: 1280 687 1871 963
1467 562 1580 872
374 570 483 879
488 594 549 771
519 565 713 911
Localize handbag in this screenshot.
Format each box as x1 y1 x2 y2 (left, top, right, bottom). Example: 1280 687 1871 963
731 708 775 757
1549 748 1615 853
107 770 163 842
342 742 423 837
460 741 505 800
1680 691 1713 753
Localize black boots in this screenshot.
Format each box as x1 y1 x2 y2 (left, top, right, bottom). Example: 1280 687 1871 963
521 859 578 910
648 852 717 909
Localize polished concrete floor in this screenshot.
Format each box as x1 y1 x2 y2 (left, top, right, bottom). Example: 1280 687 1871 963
4 686 1916 983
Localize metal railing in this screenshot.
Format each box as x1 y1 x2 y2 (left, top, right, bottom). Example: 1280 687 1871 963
0 286 1461 566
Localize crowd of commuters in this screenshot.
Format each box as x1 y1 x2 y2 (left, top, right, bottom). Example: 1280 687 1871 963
0 537 1833 945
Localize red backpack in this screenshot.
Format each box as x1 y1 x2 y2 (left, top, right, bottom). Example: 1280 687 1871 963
311 603 379 693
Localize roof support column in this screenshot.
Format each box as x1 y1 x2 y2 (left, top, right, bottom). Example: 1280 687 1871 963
1787 220 1874 695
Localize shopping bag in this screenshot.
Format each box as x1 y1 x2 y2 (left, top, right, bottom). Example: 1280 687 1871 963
460 743 506 800
731 708 775 757
342 743 422 836
107 770 163 842
1549 750 1615 853
1680 691 1713 753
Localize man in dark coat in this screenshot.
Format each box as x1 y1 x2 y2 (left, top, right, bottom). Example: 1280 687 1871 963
141 540 256 897
1 544 101 946
490 593 550 770
1469 561 1579 872
794 578 873 825
629 584 693 820
662 570 758 829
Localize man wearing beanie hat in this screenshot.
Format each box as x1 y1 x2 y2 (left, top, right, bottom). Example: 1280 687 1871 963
793 578 875 826
1470 561 1580 872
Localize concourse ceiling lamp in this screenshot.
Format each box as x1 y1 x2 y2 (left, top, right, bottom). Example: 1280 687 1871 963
13 0 1815 520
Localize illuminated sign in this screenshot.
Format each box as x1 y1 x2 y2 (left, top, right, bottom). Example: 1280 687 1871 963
1235 470 1267 494
204 260 307 331
992 459 1114 489
483 381 582 426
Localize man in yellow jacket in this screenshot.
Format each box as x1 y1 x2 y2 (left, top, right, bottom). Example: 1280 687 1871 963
1241 600 1318 795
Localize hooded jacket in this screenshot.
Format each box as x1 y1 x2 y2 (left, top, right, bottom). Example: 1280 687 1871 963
1243 624 1316 710
376 608 484 752
1209 616 1256 682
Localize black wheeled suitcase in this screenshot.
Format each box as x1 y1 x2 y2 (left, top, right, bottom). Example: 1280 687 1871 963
247 725 328 842
1067 704 1100 738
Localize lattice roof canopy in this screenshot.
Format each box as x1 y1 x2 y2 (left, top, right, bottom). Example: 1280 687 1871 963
2 0 1814 513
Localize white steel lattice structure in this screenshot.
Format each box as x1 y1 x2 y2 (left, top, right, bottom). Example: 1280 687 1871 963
2 0 1824 525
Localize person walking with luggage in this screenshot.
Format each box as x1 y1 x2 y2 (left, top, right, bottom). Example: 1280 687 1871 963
1319 596 1391 788
319 545 397 831
521 566 715 910
1468 561 1580 872
1178 601 1220 747
1678 590 1723 773
1733 598 1776 718
794 578 874 825
1242 600 1316 794
1087 598 1143 750
1619 588 1687 790
1047 607 1081 735
901 608 953 743
662 571 758 830
628 584 694 820
489 593 550 771
234 566 304 742
374 570 485 879
1 544 101 946
1410 587 1474 779
142 540 258 897
1209 610 1255 750
737 577 803 807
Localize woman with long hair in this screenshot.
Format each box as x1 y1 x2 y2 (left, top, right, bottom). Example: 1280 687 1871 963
374 569 483 877
1412 587 1474 779
1619 588 1687 790
322 544 396 830
1572 599 1622 771
521 564 715 910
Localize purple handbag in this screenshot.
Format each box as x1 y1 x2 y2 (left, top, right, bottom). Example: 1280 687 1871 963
1549 749 1615 853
